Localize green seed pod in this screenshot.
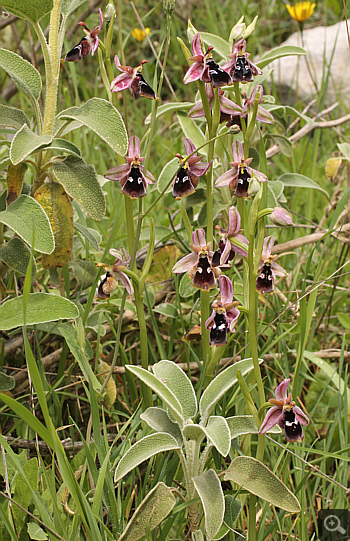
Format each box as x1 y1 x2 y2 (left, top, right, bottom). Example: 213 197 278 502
6 162 28 207
34 181 73 268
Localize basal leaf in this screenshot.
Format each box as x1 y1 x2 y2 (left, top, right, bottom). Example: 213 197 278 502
214 495 242 540
58 98 128 155
0 49 41 100
61 0 87 17
153 303 179 318
27 523 48 541
192 470 225 540
114 433 180 482
52 156 106 220
153 360 197 419
0 292 79 330
157 158 179 194
0 237 37 276
179 273 194 298
224 456 301 512
278 173 329 199
48 138 82 157
119 482 176 541
0 104 30 130
0 0 53 22
10 124 52 165
257 45 306 69
0 194 54 254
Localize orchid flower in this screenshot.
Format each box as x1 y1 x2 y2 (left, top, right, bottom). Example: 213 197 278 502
205 275 240 346
188 83 243 122
212 206 249 266
256 237 287 295
172 138 211 199
215 141 267 198
110 56 156 99
104 136 155 199
65 8 103 61
241 85 274 124
259 379 309 442
172 229 221 291
222 39 262 83
97 247 133 299
184 33 231 88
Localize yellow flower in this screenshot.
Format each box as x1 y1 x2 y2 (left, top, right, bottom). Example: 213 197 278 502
131 27 151 42
286 1 316 22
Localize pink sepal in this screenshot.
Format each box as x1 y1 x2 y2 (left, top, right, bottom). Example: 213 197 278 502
192 33 203 56
275 378 290 401
129 135 140 159
190 161 211 177
144 169 155 184
262 236 275 260
205 310 216 330
104 163 130 181
228 206 240 235
293 406 309 425
183 137 196 156
192 228 206 248
226 307 239 332
188 101 205 118
172 252 198 273
111 72 132 92
251 168 268 183
118 271 134 296
219 96 242 115
232 141 244 163
219 275 233 305
259 406 282 434
184 63 204 84
215 169 237 187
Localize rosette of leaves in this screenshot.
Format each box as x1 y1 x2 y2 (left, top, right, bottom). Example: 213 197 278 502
114 359 300 540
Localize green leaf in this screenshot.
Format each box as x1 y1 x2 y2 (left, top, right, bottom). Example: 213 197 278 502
177 112 206 152
205 416 231 457
74 222 102 250
69 259 96 290
0 0 53 22
338 142 350 161
200 33 230 59
0 49 41 100
304 351 350 403
52 155 106 220
10 124 52 165
157 157 179 194
153 360 197 419
179 273 194 298
192 531 204 541
214 496 242 540
86 311 107 336
182 423 206 442
0 194 54 254
199 358 258 423
0 237 37 276
12 458 39 533
0 370 15 392
119 482 176 541
192 469 225 540
114 433 180 482
58 98 128 155
0 292 79 330
54 107 83 137
278 173 329 199
48 138 82 157
153 302 179 318
267 180 285 207
224 456 301 512
337 313 350 329
257 45 306 69
266 134 293 158
226 415 282 439
283 105 313 125
145 102 194 124
0 104 30 130
126 365 184 425
139 225 171 241
61 0 87 17
27 523 48 541
140 407 183 446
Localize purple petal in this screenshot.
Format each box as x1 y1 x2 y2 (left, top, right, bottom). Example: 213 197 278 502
215 168 237 187
226 307 240 332
262 236 275 260
293 406 309 426
231 234 249 257
184 63 204 84
205 310 216 330
250 167 268 183
228 206 241 235
192 33 203 56
111 72 132 92
232 140 244 163
129 135 140 159
219 96 242 115
256 106 274 124
188 100 206 118
90 36 99 56
104 163 130 182
192 228 206 248
109 248 124 261
220 239 232 265
222 58 235 72
259 406 283 434
117 271 134 295
271 261 287 278
172 253 198 273
183 137 196 156
143 167 155 184
219 275 233 305
275 379 290 401
189 161 211 177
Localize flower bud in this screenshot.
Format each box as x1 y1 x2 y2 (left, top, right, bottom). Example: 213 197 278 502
163 0 175 13
187 20 198 44
247 176 260 196
270 207 293 226
104 2 115 21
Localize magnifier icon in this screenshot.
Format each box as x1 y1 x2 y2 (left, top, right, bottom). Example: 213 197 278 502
324 514 347 535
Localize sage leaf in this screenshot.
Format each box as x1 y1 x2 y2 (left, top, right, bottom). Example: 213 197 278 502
74 222 102 250
226 415 282 439
114 433 180 482
257 45 306 69
224 456 301 512
0 104 30 130
0 49 41 100
0 195 54 254
157 158 179 194
10 124 52 165
0 237 36 276
0 370 15 392
52 156 106 220
192 469 225 540
205 416 231 457
140 407 183 446
0 293 79 330
153 360 197 419
145 102 193 125
200 33 230 59
0 0 53 22
279 173 329 199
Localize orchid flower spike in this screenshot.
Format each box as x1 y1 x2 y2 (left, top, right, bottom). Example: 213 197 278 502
184 33 231 87
111 56 156 99
172 229 221 291
256 237 287 295
65 8 103 61
172 138 211 199
104 136 155 199
222 39 262 83
97 247 133 299
212 206 249 266
215 141 267 198
259 379 309 442
205 275 240 346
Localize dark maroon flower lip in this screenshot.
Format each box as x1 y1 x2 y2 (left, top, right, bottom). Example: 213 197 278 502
121 165 147 199
205 276 240 346
256 237 287 295
256 261 273 294
172 166 198 199
171 138 211 200
222 39 263 84
189 253 217 291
